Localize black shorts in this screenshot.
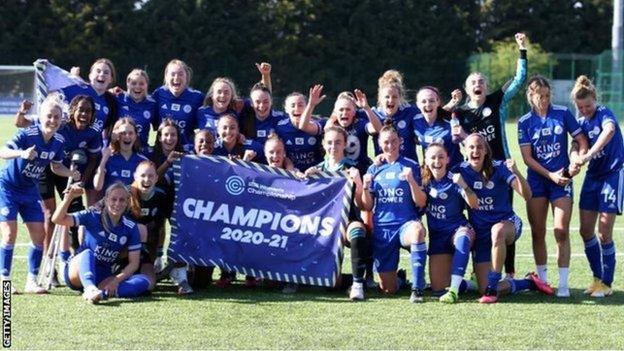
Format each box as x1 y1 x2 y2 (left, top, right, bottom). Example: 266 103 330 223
38 167 84 212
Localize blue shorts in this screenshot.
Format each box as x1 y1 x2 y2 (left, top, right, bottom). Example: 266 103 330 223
0 183 44 222
579 168 624 214
528 173 573 201
373 221 418 273
428 224 474 256
472 214 522 264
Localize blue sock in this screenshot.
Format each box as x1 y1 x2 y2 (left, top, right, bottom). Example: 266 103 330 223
584 235 603 279
509 278 533 294
0 244 14 278
77 249 97 288
487 271 502 291
410 242 427 290
59 250 71 263
116 274 151 297
601 242 616 286
27 243 44 278
451 233 471 277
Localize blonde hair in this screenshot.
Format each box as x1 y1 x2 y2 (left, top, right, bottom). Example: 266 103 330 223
570 75 597 101
164 59 192 88
39 92 65 116
334 91 357 110
377 70 407 108
203 77 239 107
127 69 149 85
101 182 134 233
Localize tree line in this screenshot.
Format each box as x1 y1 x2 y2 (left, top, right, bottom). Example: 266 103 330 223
0 0 612 112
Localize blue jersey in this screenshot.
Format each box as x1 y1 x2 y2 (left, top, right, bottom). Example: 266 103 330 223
577 106 624 179
0 125 65 193
518 105 582 178
424 172 468 234
213 139 262 159
344 111 373 169
73 209 141 267
366 156 421 226
275 117 325 171
60 84 111 132
104 152 148 190
196 106 238 136
413 114 463 168
458 161 516 230
372 105 419 161
152 86 205 150
57 124 102 169
116 93 158 147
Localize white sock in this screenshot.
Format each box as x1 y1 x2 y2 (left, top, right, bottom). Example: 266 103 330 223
536 265 548 282
352 281 363 288
450 275 463 290
558 267 569 288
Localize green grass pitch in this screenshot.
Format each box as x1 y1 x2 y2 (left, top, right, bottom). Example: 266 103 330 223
1 117 622 349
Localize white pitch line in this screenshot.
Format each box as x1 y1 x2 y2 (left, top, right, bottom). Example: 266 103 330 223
400 253 624 258
524 227 624 231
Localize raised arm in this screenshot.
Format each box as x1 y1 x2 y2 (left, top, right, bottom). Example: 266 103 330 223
354 89 382 134
14 100 34 128
93 146 112 191
297 84 326 134
51 184 83 227
442 89 463 112
256 62 272 93
501 33 528 103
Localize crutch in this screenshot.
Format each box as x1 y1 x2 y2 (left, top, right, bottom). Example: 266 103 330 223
37 150 87 289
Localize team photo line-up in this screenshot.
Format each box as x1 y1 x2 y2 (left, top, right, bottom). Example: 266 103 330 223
1 31 621 304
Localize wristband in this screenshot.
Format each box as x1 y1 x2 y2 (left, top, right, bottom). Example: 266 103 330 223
520 49 527 59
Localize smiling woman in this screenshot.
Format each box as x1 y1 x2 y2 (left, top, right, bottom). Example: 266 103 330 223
93 117 148 193
0 93 76 294
51 182 150 304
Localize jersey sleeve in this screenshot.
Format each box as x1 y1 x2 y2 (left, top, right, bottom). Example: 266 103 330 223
127 222 142 252
517 118 531 146
409 162 422 185
87 130 103 154
71 209 95 228
496 162 517 185
601 110 618 129
315 118 327 136
564 109 582 137
502 55 527 105
6 129 28 150
51 144 65 163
